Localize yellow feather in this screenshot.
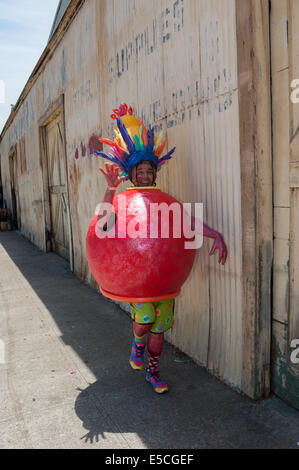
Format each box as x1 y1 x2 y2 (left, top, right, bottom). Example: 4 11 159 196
153 131 163 152
114 129 128 152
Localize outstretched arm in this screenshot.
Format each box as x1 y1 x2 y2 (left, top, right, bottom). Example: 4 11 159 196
97 163 125 227
191 216 228 265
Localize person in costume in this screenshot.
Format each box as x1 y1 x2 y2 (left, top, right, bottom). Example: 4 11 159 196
95 104 227 394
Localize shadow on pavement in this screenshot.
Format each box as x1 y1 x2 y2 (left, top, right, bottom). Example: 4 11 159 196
1 231 298 449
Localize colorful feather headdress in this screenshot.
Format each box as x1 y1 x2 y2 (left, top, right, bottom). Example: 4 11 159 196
94 103 175 179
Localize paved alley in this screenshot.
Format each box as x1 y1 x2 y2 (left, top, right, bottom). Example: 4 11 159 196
0 231 298 449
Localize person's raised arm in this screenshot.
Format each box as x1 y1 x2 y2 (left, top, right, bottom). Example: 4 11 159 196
97 162 125 227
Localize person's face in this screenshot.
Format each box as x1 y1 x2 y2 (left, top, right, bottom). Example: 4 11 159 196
131 161 156 186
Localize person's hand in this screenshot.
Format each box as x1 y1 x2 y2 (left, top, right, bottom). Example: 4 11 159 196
99 162 125 189
209 233 228 265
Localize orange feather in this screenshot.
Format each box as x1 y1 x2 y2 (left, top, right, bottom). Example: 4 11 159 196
139 119 148 147
154 138 167 157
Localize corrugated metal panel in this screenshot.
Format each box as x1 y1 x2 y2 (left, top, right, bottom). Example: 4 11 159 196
0 0 276 398
99 0 243 388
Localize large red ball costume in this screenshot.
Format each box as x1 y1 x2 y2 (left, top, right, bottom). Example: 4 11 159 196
86 186 196 302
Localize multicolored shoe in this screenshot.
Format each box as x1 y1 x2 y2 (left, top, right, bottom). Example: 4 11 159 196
129 339 145 370
145 368 168 393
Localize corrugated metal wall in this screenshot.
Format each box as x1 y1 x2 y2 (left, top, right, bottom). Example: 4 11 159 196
0 0 257 395
98 0 243 389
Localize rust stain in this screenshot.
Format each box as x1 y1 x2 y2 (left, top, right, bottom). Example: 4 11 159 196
88 134 102 156
73 136 102 160
81 253 88 280
51 230 58 253
18 137 27 175
80 141 86 157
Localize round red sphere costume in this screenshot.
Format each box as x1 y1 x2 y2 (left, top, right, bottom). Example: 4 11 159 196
86 186 196 302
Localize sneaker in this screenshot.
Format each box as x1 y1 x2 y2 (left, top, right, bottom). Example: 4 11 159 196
145 368 168 393
129 339 145 370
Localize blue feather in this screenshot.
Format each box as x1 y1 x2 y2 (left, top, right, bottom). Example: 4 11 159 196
157 147 176 164
117 117 135 154
147 125 154 152
94 150 120 165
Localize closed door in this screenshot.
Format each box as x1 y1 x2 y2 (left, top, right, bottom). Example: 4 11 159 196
45 114 70 260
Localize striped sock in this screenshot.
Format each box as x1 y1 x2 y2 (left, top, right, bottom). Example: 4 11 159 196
146 355 168 393
129 334 146 370
135 333 146 345
148 353 160 373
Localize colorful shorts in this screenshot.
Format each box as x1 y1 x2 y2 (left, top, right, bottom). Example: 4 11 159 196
130 299 175 333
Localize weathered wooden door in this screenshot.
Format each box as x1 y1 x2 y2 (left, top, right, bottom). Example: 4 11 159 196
45 114 70 260
270 0 299 410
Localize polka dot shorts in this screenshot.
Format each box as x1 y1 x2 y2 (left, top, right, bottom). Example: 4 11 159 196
130 299 175 333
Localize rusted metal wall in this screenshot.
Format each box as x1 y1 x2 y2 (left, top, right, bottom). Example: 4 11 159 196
0 0 274 398
270 0 299 410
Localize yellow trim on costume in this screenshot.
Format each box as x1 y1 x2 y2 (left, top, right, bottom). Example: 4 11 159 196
126 186 161 190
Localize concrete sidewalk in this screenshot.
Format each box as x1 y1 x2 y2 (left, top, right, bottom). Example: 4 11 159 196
0 231 298 449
